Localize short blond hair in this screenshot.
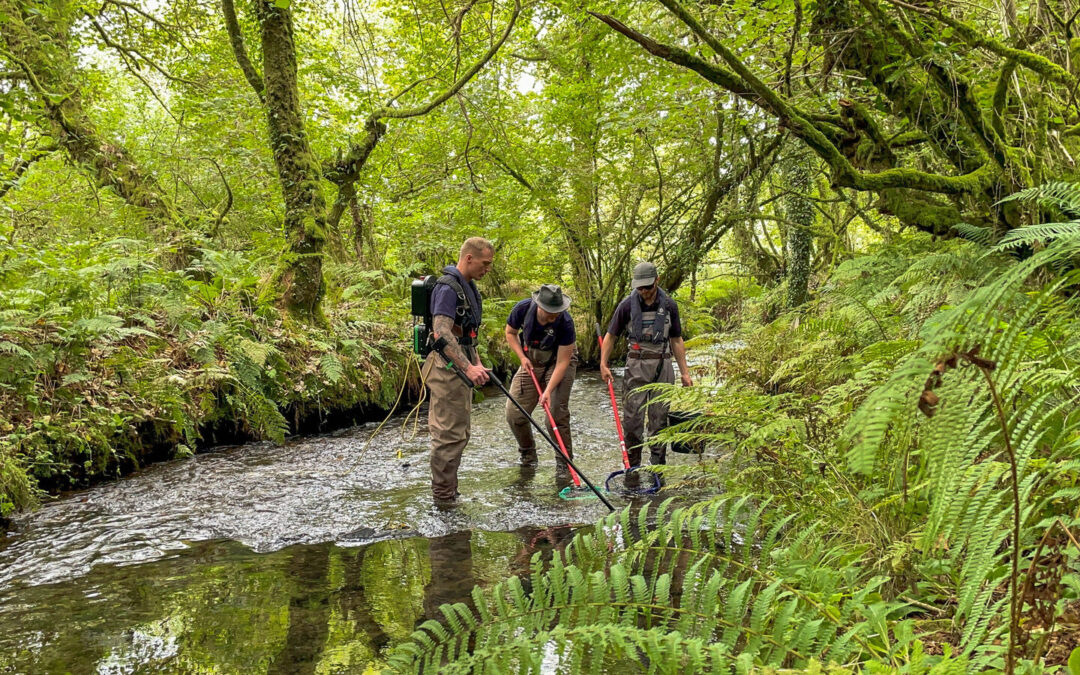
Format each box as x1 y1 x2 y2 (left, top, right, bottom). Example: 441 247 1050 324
460 237 494 258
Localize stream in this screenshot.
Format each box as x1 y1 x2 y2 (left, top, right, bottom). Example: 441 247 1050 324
0 369 712 672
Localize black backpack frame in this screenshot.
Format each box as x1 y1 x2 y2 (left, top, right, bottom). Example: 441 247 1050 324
410 274 472 357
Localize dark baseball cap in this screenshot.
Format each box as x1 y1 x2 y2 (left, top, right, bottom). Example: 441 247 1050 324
631 261 658 289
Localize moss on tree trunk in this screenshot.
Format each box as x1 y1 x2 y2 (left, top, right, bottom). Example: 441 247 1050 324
784 154 814 308
256 0 327 323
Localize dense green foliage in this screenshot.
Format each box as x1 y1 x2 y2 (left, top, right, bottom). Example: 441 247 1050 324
394 223 1080 669
0 232 414 516
4 0 1080 669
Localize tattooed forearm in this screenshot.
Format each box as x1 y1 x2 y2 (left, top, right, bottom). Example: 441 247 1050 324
432 315 471 370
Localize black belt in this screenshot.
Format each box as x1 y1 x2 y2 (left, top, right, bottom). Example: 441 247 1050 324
627 351 666 360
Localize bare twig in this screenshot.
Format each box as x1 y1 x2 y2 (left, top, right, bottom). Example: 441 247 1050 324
203 157 233 240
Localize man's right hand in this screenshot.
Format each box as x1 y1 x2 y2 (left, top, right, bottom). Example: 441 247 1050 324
465 363 489 385
600 364 613 384
518 353 533 372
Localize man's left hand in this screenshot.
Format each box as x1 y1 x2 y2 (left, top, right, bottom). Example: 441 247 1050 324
680 372 692 387
538 390 551 408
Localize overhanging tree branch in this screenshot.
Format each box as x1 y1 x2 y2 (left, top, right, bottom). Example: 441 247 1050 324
592 6 1000 198
221 0 265 102
852 0 1010 173
324 0 519 200
881 0 1078 90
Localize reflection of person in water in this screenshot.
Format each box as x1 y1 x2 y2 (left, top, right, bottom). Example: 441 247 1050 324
510 525 575 577
422 530 477 622
422 527 576 625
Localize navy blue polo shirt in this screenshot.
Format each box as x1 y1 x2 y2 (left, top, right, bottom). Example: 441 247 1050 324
506 299 576 349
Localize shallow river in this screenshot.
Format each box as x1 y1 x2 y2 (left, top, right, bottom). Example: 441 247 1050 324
0 369 712 672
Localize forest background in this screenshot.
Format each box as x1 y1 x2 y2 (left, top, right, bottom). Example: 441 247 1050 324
2 0 1080 669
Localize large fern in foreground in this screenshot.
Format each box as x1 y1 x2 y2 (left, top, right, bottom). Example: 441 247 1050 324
844 205 1080 668
390 497 908 672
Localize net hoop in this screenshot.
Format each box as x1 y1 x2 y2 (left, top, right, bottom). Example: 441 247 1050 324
604 467 662 495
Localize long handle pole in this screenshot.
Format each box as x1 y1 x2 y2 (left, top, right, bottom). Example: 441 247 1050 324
596 324 632 470
524 366 581 487
487 370 615 512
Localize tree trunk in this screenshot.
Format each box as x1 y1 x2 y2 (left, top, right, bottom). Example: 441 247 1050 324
784 153 814 308
0 0 180 230
349 196 380 268
256 0 327 322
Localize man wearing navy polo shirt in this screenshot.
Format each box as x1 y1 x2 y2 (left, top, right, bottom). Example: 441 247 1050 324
599 262 692 467
504 284 578 468
423 237 493 505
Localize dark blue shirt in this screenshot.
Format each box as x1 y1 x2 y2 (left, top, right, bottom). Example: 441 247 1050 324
608 293 682 339
506 299 576 349
431 265 482 329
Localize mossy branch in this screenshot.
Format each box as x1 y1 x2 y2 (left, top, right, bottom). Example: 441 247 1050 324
221 0 265 103
593 5 999 198
992 59 1018 142
882 0 1078 89
853 0 1009 173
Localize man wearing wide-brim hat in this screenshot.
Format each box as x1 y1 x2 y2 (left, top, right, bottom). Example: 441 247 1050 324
504 284 578 468
599 262 692 468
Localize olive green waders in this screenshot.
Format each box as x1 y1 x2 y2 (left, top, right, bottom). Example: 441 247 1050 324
506 349 577 466
423 350 472 501
622 353 674 466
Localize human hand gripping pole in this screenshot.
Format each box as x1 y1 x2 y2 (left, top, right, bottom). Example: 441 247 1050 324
596 323 661 495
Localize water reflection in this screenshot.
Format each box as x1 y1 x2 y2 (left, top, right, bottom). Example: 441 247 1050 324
0 369 718 671
423 530 475 621
0 527 574 672
268 545 332 675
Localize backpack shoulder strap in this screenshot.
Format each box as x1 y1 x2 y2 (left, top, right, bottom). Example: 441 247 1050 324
437 274 469 308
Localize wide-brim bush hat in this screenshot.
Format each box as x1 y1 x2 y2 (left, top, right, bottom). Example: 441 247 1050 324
532 284 571 313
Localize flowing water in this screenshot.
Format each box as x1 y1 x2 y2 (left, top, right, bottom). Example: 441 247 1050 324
0 370 713 672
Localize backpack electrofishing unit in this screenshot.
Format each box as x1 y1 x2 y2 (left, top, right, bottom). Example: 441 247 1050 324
410 274 477 358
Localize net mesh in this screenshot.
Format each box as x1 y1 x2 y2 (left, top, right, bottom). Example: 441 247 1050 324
558 484 601 500
605 468 662 495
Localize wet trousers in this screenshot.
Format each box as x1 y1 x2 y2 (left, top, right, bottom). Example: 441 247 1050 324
423 351 472 501
622 355 674 466
506 353 577 465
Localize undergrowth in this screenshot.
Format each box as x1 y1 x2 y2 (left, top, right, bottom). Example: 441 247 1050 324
393 191 1080 671
0 233 415 518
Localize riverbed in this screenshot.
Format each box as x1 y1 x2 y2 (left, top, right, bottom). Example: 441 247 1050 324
0 369 711 672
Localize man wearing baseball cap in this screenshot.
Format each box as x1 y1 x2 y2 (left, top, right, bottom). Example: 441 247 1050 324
599 262 692 467
504 284 578 469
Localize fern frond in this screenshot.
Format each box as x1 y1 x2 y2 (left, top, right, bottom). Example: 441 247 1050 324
995 222 1080 251
952 222 995 246
391 498 898 672
998 180 1080 218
